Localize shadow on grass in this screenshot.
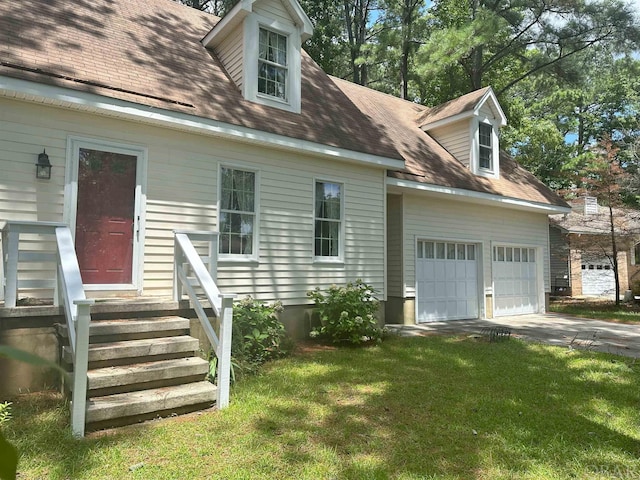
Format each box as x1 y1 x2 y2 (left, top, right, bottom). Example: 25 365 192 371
7 337 640 479
5 392 136 479
245 336 640 479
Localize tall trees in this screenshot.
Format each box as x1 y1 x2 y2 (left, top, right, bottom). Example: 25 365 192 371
502 51 640 195
175 0 640 198
416 0 640 98
579 139 636 305
176 0 235 15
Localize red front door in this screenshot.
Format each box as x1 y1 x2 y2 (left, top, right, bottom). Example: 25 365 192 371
75 148 137 285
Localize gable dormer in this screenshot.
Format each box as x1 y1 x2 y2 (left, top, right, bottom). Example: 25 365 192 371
201 0 313 114
418 87 507 179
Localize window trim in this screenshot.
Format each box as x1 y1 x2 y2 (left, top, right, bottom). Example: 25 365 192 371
65 136 148 292
478 122 493 171
257 27 288 102
243 13 302 114
313 178 345 263
470 117 500 179
217 164 260 262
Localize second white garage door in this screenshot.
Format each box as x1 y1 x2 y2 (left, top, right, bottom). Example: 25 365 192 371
582 260 615 296
493 245 539 316
416 240 479 322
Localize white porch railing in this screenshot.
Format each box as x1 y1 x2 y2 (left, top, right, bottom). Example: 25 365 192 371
173 231 235 408
1 221 93 437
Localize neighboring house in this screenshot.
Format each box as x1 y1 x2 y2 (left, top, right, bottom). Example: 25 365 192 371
0 0 569 329
549 198 640 297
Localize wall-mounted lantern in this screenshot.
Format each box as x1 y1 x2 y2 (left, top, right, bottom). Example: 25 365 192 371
36 149 52 179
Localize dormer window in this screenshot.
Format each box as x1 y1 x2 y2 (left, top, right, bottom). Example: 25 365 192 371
201 0 313 115
258 28 288 100
418 87 506 180
479 123 493 171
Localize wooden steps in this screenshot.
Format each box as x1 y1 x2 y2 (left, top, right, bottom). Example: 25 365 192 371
57 315 216 431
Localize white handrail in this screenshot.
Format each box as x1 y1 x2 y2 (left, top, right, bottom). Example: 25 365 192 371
55 227 87 356
2 221 92 437
173 231 235 409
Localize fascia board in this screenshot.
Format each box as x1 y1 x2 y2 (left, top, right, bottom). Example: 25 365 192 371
201 0 252 47
387 177 571 214
474 87 507 126
283 0 314 41
419 110 473 131
0 75 405 170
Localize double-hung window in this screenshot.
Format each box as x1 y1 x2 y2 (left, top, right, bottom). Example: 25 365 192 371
219 167 256 256
314 181 342 258
258 28 288 100
479 123 493 171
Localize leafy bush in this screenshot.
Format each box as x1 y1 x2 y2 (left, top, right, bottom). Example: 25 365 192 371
230 296 291 375
307 279 383 344
0 402 11 426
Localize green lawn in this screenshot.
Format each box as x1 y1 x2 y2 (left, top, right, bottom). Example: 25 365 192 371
549 299 640 324
5 335 640 479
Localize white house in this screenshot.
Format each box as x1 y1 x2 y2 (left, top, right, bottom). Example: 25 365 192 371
0 0 569 327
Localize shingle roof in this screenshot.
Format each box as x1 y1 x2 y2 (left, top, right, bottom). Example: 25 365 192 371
331 79 568 206
550 201 640 235
415 87 491 128
0 0 568 209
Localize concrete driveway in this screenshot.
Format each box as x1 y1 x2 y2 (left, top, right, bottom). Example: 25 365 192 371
387 313 640 358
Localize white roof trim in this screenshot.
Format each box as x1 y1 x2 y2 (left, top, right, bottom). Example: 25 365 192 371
0 75 404 170
201 0 313 47
282 0 314 41
387 177 570 214
420 110 474 131
474 87 507 126
420 86 507 131
201 0 252 47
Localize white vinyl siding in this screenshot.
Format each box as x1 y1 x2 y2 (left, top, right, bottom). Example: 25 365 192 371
216 27 244 90
386 194 404 297
429 120 471 166
0 97 385 305
253 0 296 27
402 194 550 300
478 102 494 119
0 102 67 297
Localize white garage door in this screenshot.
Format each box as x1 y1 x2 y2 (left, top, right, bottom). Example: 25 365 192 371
493 246 538 316
416 240 478 322
582 260 614 296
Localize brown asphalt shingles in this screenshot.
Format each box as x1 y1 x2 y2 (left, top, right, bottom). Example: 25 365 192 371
0 0 568 209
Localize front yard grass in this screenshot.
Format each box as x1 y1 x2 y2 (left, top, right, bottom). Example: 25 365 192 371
5 335 640 479
550 298 640 324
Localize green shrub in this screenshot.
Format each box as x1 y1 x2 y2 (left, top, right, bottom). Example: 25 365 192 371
0 402 11 426
307 279 383 344
230 296 290 375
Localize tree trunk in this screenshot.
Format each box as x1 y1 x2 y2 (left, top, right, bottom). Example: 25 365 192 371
399 0 413 99
609 202 621 306
469 0 483 90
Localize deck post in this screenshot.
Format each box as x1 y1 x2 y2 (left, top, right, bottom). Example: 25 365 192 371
173 235 183 302
216 294 236 409
71 299 94 438
208 235 218 282
3 229 19 308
